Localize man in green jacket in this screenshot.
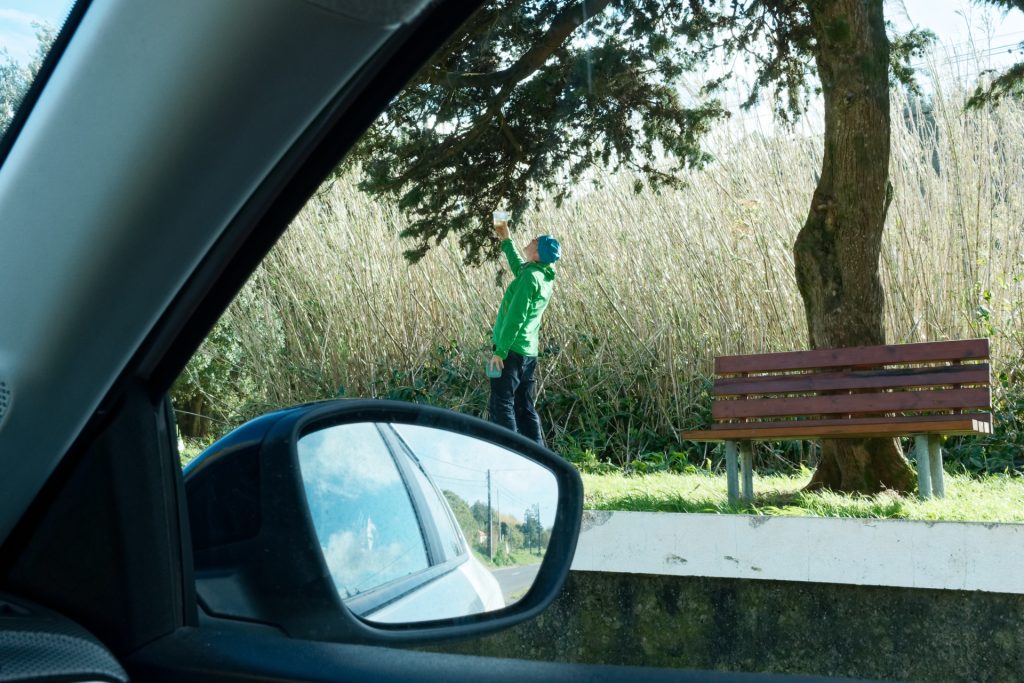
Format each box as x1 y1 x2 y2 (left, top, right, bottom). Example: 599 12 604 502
488 217 560 446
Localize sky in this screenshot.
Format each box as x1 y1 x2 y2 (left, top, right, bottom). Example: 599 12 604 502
894 0 1024 90
0 0 71 63
3 0 1023 65
701 0 1024 122
896 0 1024 53
3 0 1022 126
2 1 1022 86
393 423 559 529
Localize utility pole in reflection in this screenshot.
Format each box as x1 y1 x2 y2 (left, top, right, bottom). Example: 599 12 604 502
487 469 493 561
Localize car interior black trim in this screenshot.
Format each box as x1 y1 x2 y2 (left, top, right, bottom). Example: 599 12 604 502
2 0 483 650
0 381 187 655
126 626 879 683
161 393 199 628
0 591 128 683
0 391 126 577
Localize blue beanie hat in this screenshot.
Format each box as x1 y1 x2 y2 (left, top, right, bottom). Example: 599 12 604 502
537 235 561 264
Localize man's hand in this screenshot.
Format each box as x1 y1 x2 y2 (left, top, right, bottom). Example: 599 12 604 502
494 220 510 241
489 355 504 373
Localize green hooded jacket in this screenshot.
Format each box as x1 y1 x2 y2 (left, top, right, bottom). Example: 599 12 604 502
492 238 556 359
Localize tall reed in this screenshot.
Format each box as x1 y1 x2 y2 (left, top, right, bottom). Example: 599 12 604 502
175 65 1024 468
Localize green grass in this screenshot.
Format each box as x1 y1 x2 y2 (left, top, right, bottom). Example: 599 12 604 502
179 437 208 467
582 470 1024 522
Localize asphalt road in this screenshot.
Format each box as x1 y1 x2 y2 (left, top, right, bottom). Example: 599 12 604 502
491 563 542 602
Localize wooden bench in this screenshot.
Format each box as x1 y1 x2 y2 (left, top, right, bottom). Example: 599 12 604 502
681 339 993 503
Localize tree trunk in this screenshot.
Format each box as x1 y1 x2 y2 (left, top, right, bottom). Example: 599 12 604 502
796 0 915 494
179 394 208 439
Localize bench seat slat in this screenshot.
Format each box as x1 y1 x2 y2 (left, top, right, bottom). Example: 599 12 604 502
714 364 989 396
683 415 992 442
711 387 990 420
714 339 989 374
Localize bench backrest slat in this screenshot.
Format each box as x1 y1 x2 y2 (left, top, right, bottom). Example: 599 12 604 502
709 339 991 425
714 363 990 396
714 339 989 374
712 387 991 420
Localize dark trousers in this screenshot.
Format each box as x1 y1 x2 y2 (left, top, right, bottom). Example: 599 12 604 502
488 351 544 447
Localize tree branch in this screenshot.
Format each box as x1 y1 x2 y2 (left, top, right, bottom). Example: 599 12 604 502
425 0 615 89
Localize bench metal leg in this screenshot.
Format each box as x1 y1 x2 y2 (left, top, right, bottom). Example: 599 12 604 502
725 441 739 505
928 435 945 499
915 435 933 499
739 441 754 502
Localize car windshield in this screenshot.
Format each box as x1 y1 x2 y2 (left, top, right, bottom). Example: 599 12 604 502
0 0 77 138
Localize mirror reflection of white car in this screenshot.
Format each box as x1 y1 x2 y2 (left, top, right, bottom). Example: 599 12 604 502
299 422 504 623
187 416 504 625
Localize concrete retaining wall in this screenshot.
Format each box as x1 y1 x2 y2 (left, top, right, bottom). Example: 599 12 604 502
441 571 1024 682
435 512 1024 681
572 511 1024 593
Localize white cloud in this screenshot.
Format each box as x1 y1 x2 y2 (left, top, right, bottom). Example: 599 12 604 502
0 10 46 64
297 422 401 499
0 9 41 23
322 528 423 599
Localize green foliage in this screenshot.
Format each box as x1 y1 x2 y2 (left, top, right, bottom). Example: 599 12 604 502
965 0 1024 108
888 26 936 93
582 470 1024 522
345 0 979 266
561 445 618 474
520 503 544 554
627 451 703 475
443 490 482 546
450 493 543 566
171 317 260 437
0 23 55 135
490 548 516 567
968 61 1024 109
353 0 829 265
373 342 490 415
944 380 1024 476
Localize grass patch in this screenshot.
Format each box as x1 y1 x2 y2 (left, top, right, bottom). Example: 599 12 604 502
582 470 1024 523
179 437 208 467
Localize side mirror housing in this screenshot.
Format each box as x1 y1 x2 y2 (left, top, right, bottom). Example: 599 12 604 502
184 400 583 645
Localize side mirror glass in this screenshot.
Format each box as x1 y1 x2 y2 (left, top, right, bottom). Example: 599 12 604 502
297 422 557 624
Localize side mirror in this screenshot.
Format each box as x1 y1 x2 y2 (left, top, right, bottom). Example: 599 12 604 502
183 400 583 644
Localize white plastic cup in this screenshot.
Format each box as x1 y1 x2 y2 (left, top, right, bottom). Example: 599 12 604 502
493 210 510 224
